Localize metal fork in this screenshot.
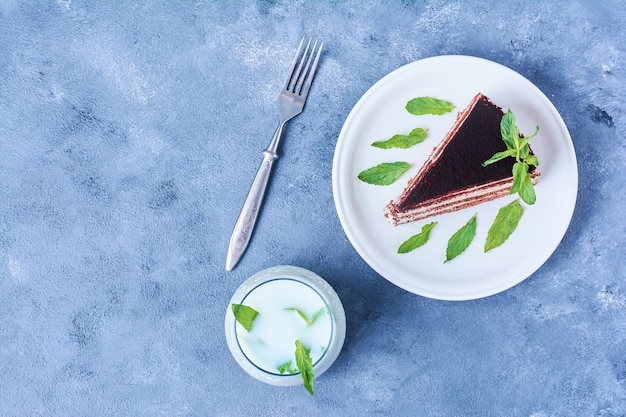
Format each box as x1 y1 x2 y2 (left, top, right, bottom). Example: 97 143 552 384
225 38 324 271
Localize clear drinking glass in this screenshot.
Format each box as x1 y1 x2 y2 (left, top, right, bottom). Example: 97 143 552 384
224 265 346 386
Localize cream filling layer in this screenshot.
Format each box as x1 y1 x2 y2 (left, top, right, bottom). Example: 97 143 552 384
384 175 539 226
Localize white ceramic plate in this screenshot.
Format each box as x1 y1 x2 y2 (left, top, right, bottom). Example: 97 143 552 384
332 55 578 301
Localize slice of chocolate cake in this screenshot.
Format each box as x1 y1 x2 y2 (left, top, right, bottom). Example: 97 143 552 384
384 93 539 226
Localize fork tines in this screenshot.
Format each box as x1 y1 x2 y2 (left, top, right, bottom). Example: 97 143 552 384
285 38 324 97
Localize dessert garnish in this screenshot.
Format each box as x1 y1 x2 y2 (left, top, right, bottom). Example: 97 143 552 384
445 213 477 263
384 93 539 226
405 96 455 115
357 96 453 185
357 161 411 186
484 198 524 252
371 127 428 149
357 93 541 262
482 109 540 205
397 221 437 253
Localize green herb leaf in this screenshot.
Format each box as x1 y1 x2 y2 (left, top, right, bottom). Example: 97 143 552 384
231 304 259 332
525 125 540 142
500 110 519 150
510 162 526 195
486 110 540 204
398 222 437 253
295 340 315 395
518 176 536 205
406 97 455 115
511 162 536 205
277 360 298 375
484 199 524 252
284 307 310 325
308 307 327 326
236 333 266 346
285 307 328 327
445 214 477 263
482 149 517 167
519 143 531 160
371 127 428 149
357 161 411 185
524 154 539 167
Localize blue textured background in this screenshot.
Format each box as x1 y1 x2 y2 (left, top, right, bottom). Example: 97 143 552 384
1 1 625 416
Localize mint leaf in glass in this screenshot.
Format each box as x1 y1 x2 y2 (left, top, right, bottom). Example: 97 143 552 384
284 307 310 325
231 303 259 332
285 307 328 327
308 307 327 326
295 340 315 395
277 360 298 375
357 162 411 185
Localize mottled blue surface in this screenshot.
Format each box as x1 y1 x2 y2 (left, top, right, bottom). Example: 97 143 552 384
1 1 625 416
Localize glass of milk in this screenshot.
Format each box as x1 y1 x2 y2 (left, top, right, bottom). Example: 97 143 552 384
224 265 346 387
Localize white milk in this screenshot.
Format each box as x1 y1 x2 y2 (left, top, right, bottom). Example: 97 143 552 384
235 278 333 375
225 265 346 387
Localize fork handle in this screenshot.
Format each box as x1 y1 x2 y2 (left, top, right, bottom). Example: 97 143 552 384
225 125 284 271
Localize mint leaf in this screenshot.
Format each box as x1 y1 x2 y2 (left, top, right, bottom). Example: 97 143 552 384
518 174 536 205
445 214 477 263
295 340 315 395
500 110 519 150
524 154 539 167
398 222 437 253
357 162 411 185
482 149 516 167
284 307 310 325
277 360 298 375
308 307 327 326
486 110 540 205
511 162 536 205
231 304 259 332
519 143 531 160
510 162 527 195
371 127 428 149
485 199 524 252
285 307 327 327
406 97 454 115
522 125 540 143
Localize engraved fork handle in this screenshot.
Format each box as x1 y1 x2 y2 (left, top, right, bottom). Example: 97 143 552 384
225 122 285 271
